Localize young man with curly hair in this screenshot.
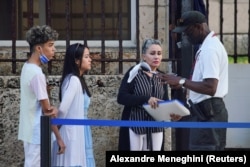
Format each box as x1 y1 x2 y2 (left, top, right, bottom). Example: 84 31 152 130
18 25 65 167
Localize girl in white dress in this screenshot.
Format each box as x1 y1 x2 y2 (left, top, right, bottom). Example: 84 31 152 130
52 43 92 167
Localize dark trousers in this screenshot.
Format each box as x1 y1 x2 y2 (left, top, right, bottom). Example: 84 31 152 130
189 98 228 151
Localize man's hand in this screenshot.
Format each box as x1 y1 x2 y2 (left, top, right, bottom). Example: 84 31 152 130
157 73 182 88
170 113 182 121
44 106 58 118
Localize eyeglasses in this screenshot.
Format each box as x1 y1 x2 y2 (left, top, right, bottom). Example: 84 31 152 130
73 43 81 59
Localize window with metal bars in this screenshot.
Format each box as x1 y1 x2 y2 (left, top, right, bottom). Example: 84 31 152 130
0 0 132 41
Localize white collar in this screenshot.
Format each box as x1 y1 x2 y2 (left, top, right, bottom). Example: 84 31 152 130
127 62 157 83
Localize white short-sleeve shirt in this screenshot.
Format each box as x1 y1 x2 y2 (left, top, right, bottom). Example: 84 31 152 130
189 31 228 103
18 62 48 144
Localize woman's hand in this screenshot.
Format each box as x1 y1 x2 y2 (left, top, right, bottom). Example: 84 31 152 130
57 138 66 154
148 97 162 109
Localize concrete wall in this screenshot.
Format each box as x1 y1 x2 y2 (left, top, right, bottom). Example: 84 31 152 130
208 0 249 55
224 64 250 148
208 0 249 33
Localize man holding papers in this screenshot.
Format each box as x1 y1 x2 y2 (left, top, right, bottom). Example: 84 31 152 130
158 11 229 151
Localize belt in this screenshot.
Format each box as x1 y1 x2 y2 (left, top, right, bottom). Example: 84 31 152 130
209 97 223 102
197 97 223 104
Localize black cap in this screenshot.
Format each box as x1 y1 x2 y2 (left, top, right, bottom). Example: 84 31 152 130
172 11 206 33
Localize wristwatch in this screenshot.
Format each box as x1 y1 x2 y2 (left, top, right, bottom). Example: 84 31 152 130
179 78 186 87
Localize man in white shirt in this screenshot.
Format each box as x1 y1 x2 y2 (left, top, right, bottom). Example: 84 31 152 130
158 11 229 151
18 25 65 167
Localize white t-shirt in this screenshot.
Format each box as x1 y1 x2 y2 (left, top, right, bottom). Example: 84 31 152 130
18 62 48 144
189 31 228 103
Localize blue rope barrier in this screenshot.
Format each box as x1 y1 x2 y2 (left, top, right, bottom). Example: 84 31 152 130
51 118 250 128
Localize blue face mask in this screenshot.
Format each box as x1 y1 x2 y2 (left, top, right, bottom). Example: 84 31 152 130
39 54 49 64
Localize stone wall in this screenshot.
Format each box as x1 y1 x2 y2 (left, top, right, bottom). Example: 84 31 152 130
0 77 22 167
2 1 249 166
0 75 172 167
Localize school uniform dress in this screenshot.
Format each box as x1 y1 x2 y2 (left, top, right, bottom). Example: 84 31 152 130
52 75 86 167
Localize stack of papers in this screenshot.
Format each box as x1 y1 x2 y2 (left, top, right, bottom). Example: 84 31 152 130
143 100 190 121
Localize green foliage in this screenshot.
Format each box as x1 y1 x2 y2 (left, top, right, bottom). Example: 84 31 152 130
228 56 249 64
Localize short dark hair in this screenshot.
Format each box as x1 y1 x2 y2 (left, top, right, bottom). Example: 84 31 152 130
26 25 59 51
